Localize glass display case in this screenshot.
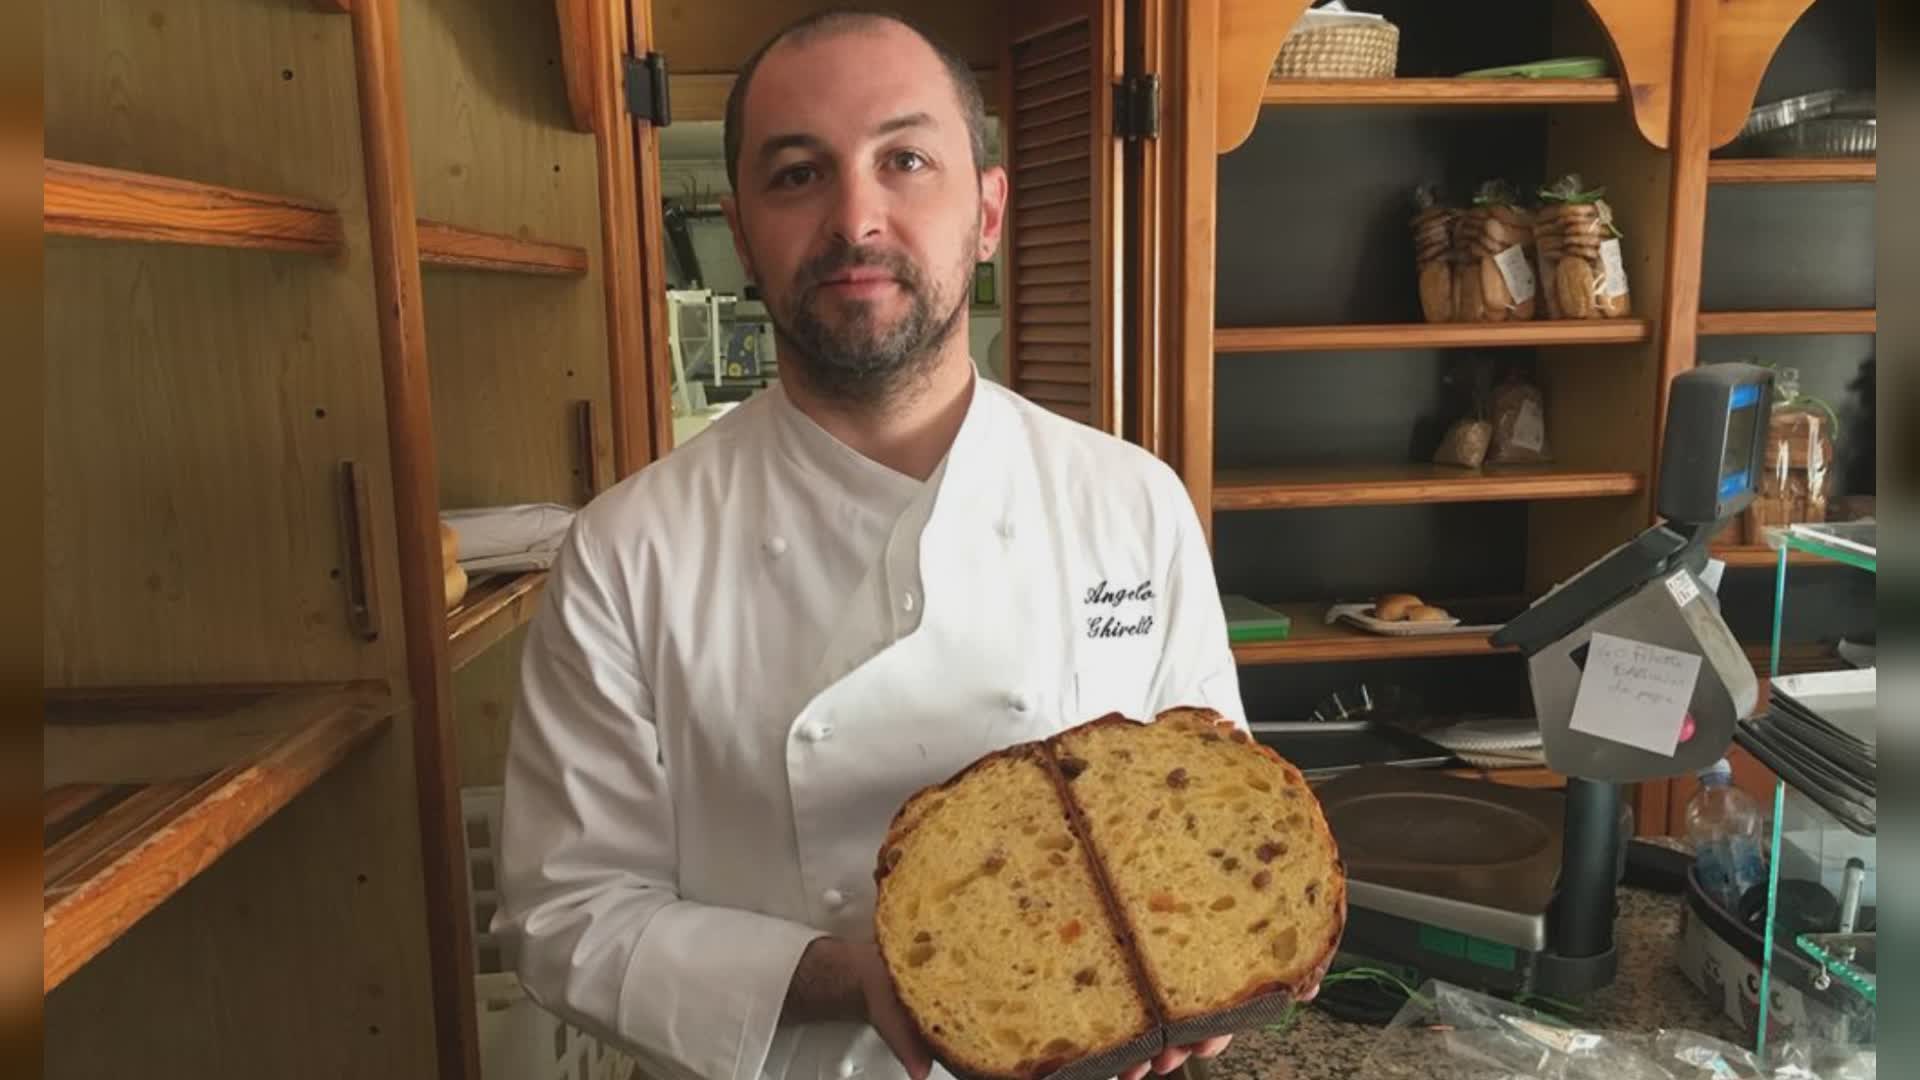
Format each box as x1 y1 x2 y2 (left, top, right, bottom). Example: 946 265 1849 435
1752 522 1876 1056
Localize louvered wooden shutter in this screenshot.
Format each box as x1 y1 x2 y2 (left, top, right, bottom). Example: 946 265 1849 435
1002 0 1122 432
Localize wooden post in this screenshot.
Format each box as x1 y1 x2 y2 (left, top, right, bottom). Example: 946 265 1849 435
344 3 478 1079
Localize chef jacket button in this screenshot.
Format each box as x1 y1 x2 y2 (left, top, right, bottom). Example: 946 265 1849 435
900 590 916 613
799 721 833 743
1007 691 1030 713
764 535 789 558
838 1060 859 1079
997 519 1016 540
822 888 847 908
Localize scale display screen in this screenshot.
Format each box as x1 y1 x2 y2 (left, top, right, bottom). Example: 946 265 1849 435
1718 383 1762 500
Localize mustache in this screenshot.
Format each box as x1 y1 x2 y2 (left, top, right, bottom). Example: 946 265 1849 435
796 242 924 294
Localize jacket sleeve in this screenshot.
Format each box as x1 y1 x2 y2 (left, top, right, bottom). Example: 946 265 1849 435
494 516 824 1080
1146 469 1250 729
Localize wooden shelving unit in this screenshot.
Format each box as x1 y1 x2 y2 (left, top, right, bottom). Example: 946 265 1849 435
1697 309 1876 336
1215 320 1651 353
1262 77 1624 107
1708 157 1875 184
447 571 550 672
1213 464 1643 511
1232 602 1512 665
43 684 396 992
417 219 590 276
43 159 344 255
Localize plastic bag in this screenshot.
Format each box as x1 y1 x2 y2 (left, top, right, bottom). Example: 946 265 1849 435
1488 367 1552 464
1434 356 1495 468
1412 184 1459 323
1741 367 1838 543
1536 174 1632 319
1454 180 1538 323
1358 979 1876 1080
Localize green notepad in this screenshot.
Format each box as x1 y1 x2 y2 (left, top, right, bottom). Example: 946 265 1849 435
1222 595 1291 643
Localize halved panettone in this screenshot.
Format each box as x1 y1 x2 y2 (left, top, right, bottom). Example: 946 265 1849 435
874 744 1158 1080
873 709 1345 1080
1050 709 1345 1042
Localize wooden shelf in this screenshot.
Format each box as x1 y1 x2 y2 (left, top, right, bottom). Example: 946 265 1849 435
1232 602 1513 665
43 159 344 255
448 570 549 671
417 219 589 276
43 683 395 992
1213 463 1643 511
1709 157 1875 184
1215 320 1651 353
1697 309 1876 336
1262 78 1624 107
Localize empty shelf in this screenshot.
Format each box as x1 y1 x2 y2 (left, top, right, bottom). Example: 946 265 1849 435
43 682 395 991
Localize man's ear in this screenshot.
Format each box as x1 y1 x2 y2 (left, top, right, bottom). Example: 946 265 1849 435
975 165 1009 262
721 194 757 284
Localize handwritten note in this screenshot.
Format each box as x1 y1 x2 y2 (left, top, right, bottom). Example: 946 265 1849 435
1568 632 1703 756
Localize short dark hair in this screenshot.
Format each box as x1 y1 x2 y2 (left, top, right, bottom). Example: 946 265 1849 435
722 8 988 192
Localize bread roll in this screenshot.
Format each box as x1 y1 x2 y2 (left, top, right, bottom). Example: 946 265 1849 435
444 560 468 611
1372 594 1422 622
1406 604 1452 622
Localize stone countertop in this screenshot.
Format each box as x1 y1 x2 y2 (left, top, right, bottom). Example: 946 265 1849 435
1200 887 1741 1080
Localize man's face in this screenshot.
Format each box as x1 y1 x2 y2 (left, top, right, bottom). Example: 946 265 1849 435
724 22 1008 404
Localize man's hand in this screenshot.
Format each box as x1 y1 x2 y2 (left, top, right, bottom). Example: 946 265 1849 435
782 937 933 1080
789 938 1317 1080
1114 977 1321 1080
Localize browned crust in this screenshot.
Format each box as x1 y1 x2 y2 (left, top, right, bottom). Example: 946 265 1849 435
873 708 1348 1080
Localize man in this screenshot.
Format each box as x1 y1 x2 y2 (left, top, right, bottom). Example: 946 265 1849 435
496 11 1270 1080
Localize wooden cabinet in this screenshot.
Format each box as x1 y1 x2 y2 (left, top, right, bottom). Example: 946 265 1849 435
1121 0 1871 833
42 2 669 1078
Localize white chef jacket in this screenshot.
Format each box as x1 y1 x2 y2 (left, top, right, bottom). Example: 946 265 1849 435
494 374 1246 1080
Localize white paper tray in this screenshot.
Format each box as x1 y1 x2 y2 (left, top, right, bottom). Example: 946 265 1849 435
1327 602 1500 637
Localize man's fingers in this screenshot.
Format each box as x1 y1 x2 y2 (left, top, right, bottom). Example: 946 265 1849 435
1151 1045 1192 1075
1190 1035 1233 1059
1120 1064 1152 1080
876 1024 932 1080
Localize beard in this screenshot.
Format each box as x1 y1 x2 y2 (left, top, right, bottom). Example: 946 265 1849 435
756 219 978 407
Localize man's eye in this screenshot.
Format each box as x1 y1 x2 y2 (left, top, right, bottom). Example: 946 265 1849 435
891 150 929 172
772 164 818 188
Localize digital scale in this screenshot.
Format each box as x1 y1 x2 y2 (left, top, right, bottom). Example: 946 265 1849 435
1264 364 1775 1013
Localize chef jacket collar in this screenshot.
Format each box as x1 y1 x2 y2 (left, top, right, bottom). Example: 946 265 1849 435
767 379 927 509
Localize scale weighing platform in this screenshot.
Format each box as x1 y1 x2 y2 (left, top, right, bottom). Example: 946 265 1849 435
1261 364 1775 1013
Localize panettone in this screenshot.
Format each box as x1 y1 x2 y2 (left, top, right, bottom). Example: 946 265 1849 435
873 708 1345 1080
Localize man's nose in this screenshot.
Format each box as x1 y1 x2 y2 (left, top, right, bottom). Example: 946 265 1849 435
827 169 886 246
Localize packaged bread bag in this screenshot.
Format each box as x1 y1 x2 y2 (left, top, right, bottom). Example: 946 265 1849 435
1452 180 1538 323
1433 355 1495 468
1410 185 1458 324
1487 366 1552 464
1741 367 1837 543
874 708 1344 1080
1535 174 1631 319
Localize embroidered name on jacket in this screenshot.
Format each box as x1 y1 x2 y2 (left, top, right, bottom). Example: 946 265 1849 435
1083 579 1156 640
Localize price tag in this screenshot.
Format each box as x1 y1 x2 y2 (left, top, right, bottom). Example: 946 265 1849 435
1494 244 1537 304
1512 398 1545 453
1599 238 1630 298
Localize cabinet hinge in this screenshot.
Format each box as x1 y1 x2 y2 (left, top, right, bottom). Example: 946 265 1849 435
624 52 672 126
1113 73 1160 141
